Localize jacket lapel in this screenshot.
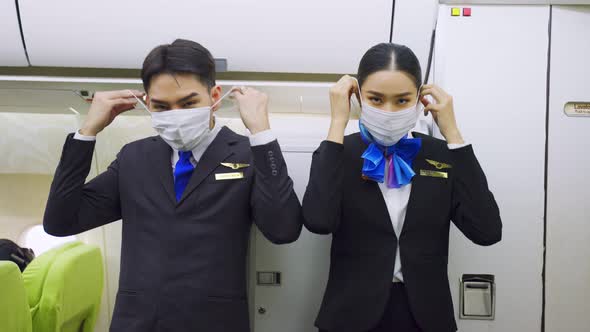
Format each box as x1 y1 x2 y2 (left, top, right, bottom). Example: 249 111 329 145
351 134 395 235
177 127 236 206
148 136 176 205
402 132 432 236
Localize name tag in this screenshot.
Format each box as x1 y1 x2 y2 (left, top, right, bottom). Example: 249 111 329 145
215 172 244 181
420 170 448 179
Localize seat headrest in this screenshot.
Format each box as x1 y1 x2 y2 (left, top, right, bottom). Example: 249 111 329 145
22 241 82 308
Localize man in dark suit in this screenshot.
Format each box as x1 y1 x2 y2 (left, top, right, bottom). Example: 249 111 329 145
43 39 303 332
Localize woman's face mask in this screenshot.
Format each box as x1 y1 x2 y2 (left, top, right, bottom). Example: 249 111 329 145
360 100 421 146
354 72 422 146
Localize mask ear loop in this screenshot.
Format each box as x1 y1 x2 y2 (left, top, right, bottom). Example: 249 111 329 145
351 77 363 109
417 85 430 117
350 77 366 122
351 77 368 134
417 85 424 106
127 90 150 115
211 88 238 109
208 88 237 131
130 87 238 116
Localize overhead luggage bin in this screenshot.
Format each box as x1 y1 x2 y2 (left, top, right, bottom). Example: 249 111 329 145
0 1 29 66
18 0 394 73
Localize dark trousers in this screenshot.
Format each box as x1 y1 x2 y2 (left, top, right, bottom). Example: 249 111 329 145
320 283 422 332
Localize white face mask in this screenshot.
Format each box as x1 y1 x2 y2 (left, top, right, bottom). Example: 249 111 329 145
355 79 421 146
131 89 232 151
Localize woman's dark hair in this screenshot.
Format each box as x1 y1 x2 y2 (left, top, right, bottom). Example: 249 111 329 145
357 43 422 90
141 39 216 92
0 239 35 272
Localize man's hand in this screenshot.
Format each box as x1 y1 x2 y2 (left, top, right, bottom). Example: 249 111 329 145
232 87 271 135
79 90 144 136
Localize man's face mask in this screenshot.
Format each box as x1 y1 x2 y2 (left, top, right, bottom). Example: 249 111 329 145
131 89 233 151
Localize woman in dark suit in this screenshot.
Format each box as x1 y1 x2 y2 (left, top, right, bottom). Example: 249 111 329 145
302 43 502 332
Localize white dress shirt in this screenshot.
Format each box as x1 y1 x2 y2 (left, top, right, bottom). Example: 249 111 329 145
378 132 469 283
74 124 276 171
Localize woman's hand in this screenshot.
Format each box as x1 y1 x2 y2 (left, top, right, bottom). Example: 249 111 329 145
420 84 464 144
327 75 359 144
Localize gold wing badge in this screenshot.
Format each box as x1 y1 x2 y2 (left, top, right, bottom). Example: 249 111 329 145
220 162 251 170
425 159 452 170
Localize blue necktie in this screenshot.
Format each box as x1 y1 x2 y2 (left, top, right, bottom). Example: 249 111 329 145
174 151 195 202
359 123 422 188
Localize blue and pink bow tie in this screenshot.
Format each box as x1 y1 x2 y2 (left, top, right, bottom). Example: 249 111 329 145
359 123 422 188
